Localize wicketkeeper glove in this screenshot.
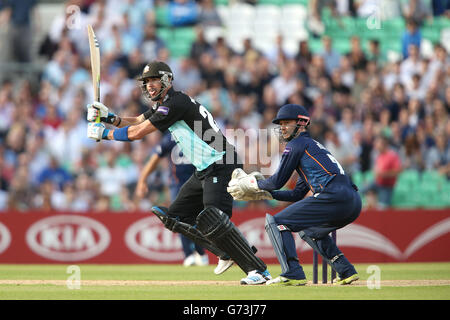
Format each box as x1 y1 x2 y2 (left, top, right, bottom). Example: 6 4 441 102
232 189 273 201
227 169 273 201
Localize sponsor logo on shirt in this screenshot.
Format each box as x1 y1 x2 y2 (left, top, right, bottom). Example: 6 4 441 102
282 147 291 155
157 106 169 115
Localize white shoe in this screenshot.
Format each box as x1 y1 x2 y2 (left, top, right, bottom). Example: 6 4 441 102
214 258 234 274
183 254 196 267
240 270 270 285
194 253 209 266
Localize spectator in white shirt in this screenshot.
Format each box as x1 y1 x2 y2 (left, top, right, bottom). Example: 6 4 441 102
400 44 422 87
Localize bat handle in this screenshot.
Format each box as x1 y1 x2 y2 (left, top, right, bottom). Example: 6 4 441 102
95 115 101 142
95 105 101 123
95 102 101 142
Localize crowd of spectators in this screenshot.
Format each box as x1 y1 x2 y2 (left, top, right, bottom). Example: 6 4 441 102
0 0 448 212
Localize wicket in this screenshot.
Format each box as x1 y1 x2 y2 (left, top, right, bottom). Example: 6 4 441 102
312 231 337 284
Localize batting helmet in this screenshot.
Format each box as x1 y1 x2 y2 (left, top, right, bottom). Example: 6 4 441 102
272 104 310 142
137 61 173 81
138 61 174 101
272 104 310 125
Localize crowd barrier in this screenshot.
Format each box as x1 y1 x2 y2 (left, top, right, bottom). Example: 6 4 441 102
0 208 449 264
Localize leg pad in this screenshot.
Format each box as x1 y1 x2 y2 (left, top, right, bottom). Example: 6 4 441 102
151 206 228 259
196 206 266 274
264 214 289 274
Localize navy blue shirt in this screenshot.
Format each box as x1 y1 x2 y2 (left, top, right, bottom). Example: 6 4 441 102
258 131 346 201
3 0 37 26
38 167 73 190
156 132 194 186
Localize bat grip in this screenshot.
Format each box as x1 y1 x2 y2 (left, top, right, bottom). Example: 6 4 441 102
94 106 101 123
95 106 101 142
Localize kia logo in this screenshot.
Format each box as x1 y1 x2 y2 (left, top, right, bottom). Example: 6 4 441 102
125 216 183 261
0 222 11 255
26 215 110 261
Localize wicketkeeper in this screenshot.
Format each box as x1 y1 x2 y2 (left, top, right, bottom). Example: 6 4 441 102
86 61 271 285
227 104 361 286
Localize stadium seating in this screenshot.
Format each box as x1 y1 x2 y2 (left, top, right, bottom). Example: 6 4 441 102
352 169 449 209
392 170 449 209
150 1 445 59
149 2 450 211
156 27 173 44
155 5 170 27
392 170 421 208
350 170 364 190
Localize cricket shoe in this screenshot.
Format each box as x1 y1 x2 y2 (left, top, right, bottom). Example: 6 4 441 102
240 269 272 285
194 252 209 266
214 258 234 274
266 276 307 286
183 253 197 267
334 273 359 285
215 246 258 274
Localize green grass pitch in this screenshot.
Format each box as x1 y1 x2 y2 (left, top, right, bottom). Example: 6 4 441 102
0 263 449 300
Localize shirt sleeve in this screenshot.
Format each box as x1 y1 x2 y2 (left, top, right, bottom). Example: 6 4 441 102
270 178 310 202
257 142 302 191
142 109 154 120
154 144 163 157
393 152 402 170
158 134 176 158
148 95 189 132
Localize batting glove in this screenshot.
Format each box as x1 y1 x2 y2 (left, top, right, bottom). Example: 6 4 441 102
87 101 117 124
87 122 108 141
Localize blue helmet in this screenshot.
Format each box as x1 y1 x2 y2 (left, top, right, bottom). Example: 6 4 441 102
272 104 310 142
272 104 310 125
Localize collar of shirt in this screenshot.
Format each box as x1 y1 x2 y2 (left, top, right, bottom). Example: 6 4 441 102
299 131 310 138
151 87 174 111
166 87 175 99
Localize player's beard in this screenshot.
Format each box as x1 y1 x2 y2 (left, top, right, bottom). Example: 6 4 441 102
141 83 165 102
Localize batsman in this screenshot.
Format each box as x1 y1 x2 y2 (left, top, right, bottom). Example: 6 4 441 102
227 104 361 286
86 61 271 285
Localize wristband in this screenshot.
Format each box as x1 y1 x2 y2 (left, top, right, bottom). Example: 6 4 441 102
102 128 110 140
105 112 117 124
113 126 131 141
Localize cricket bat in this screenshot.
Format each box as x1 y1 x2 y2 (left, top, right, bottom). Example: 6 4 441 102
87 24 101 125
